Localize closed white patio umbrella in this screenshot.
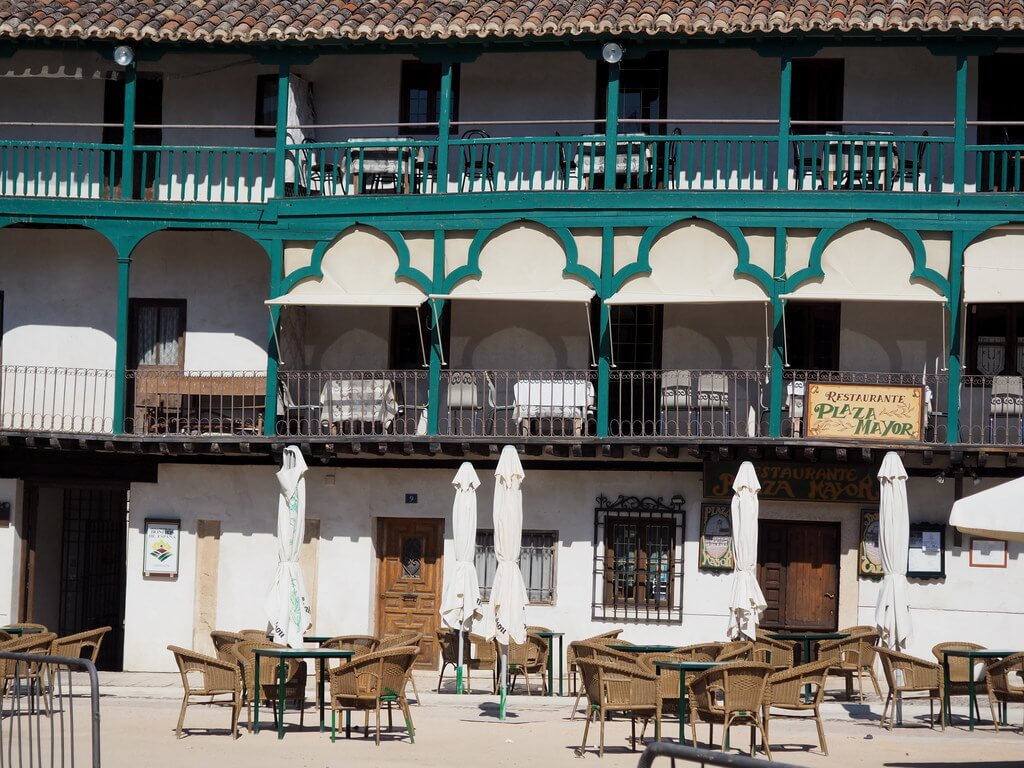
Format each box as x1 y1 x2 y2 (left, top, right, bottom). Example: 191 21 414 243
440 461 483 694
875 451 912 650
265 445 312 649
483 445 528 721
727 461 767 640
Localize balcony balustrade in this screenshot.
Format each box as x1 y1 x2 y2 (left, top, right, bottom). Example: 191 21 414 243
0 365 114 434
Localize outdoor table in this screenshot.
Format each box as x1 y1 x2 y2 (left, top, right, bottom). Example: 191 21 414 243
342 139 421 194
653 660 722 744
534 631 564 697
320 378 398 433
941 648 1017 730
578 135 652 186
512 379 594 436
253 647 354 739
825 139 895 190
768 632 847 700
607 644 677 654
0 626 44 636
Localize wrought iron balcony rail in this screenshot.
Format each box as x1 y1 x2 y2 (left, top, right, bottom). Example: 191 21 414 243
0 365 114 434
124 369 267 436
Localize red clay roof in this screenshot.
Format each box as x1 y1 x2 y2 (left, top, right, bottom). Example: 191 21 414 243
0 0 1022 44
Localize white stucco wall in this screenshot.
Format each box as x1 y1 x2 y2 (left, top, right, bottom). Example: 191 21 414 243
0 479 21 626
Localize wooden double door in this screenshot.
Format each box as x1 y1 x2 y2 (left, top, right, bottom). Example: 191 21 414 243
757 521 840 632
376 518 444 669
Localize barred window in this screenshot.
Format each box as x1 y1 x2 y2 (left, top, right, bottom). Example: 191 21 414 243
475 530 556 605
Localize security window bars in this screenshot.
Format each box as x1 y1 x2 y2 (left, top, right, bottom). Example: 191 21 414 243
476 530 556 604
594 494 684 623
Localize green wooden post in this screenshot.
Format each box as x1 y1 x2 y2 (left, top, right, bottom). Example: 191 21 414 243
120 62 137 199
604 62 620 191
112 254 132 434
435 62 454 193
953 55 968 193
776 57 792 192
596 226 614 438
273 63 290 199
427 229 445 434
263 240 283 436
768 227 786 437
946 231 965 443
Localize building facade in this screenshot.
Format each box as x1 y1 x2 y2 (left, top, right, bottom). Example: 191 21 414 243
0 0 1023 671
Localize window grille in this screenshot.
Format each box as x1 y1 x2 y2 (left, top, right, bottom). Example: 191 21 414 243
476 530 557 604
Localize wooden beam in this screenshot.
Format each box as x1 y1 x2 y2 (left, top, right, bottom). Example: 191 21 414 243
835 448 847 462
774 446 789 460
657 445 680 459
351 442 362 455
977 451 988 468
860 448 872 463
571 443 583 458
1008 453 1018 466
48 438 62 451
922 449 933 465
239 442 251 454
803 447 816 462
402 442 414 456
210 442 222 454
376 442 387 455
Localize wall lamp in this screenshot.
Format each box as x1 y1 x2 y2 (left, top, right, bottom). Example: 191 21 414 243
113 45 135 67
601 42 623 64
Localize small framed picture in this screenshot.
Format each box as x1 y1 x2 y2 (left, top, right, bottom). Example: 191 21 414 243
969 537 1008 568
859 509 883 578
699 502 734 571
144 519 180 579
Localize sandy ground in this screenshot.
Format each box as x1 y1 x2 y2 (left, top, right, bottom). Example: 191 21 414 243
8 673 1024 768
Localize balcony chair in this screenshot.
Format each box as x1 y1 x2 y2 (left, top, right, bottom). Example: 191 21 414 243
167 645 242 739
891 132 929 191
876 647 945 731
446 371 481 435
485 372 516 436
988 375 1024 443
783 380 806 436
984 653 1024 733
696 372 732 436
792 141 824 190
459 130 496 192
277 379 324 436
660 369 694 436
555 131 579 190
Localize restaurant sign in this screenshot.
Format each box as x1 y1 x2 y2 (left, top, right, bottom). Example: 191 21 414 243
805 383 924 442
704 462 880 504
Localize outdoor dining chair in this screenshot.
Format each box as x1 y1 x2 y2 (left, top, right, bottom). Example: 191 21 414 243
932 641 987 721
328 645 419 745
570 640 639 719
0 631 10 643
167 645 242 739
239 628 271 642
819 630 881 701
669 642 724 662
717 641 754 662
984 652 1024 732
0 632 57 701
210 630 245 664
568 629 624 700
762 659 832 755
445 371 482 434
51 626 110 664
687 661 774 758
506 632 549 695
575 657 662 757
436 628 474 693
752 633 795 670
230 640 307 733
378 631 422 703
459 129 497 192
555 131 579 190
792 140 825 190
470 633 499 693
891 133 929 191
876 647 945 731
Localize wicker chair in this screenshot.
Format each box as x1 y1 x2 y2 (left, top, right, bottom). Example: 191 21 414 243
762 660 832 755
0 631 10 643
324 635 380 655
0 632 57 699
984 652 1024 733
238 628 270 642
752 634 795 670
818 630 881 701
210 631 245 664
717 641 754 662
669 643 724 662
687 662 774 757
569 630 623 697
470 633 499 693
507 632 549 695
167 645 242 739
638 653 688 718
328 645 419 745
378 631 422 703
876 647 945 731
231 640 306 733
932 641 987 722
436 629 477 693
576 657 662 757
51 626 110 664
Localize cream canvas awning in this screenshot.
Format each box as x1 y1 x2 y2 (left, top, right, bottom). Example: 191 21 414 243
949 476 1024 542
606 292 767 305
779 292 946 303
266 291 426 307
429 288 595 303
964 261 1024 304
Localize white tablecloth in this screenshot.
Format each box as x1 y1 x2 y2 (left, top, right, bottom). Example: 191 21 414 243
826 140 894 189
320 379 398 428
512 380 594 422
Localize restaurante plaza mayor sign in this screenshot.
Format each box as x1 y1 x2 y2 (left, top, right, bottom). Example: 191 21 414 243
805 382 924 442
704 462 880 504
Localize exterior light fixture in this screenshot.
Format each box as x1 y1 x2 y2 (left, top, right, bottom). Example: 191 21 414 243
671 494 685 509
935 472 945 484
601 42 623 64
113 45 135 67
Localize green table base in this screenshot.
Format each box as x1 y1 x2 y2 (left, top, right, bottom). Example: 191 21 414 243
941 648 1018 730
653 660 722 745
253 647 354 739
768 632 848 701
536 632 565 696
607 644 677 654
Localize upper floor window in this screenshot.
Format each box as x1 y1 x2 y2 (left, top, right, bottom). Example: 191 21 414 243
967 303 1024 376
790 59 844 135
255 74 277 138
785 301 840 370
475 530 556 604
596 52 668 134
129 299 185 369
399 62 460 135
389 304 449 370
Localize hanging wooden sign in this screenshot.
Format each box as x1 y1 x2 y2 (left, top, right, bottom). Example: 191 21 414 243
804 383 924 442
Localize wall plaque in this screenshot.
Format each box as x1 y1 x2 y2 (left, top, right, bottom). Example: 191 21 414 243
859 509 883 577
699 502 734 571
805 383 924 442
704 462 880 504
144 518 180 578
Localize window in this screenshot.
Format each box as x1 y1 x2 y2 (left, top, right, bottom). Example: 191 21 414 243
967 303 1024 376
399 62 460 135
594 494 684 623
596 52 668 134
389 304 449 370
103 73 163 197
785 301 840 370
254 74 278 138
790 59 844 135
475 530 556 604
129 300 185 369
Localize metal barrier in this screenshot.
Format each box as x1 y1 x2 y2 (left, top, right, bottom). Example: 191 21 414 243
637 741 802 768
0 652 101 768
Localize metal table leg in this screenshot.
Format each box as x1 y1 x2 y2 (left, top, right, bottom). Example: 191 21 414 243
277 657 286 740
558 636 564 697
319 658 326 732
679 669 687 744
968 665 976 731
942 656 951 727
254 654 261 733
546 636 554 696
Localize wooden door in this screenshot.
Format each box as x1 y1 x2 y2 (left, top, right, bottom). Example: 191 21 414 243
758 521 839 632
376 518 444 669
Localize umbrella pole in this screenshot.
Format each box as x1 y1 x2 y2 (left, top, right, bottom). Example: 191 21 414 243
457 628 465 695
499 645 508 721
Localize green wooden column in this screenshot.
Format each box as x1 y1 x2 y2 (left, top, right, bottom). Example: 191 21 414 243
603 62 620 191
273 63 290 199
776 56 792 191
120 61 137 199
112 254 132 433
262 239 284 436
427 230 446 435
953 55 968 193
435 62 454 193
946 230 966 443
767 228 787 437
596 227 614 437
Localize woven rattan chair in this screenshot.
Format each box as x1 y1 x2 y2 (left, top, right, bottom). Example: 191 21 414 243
231 640 306 733
819 630 881 701
752 634 795 670
329 645 418 745
576 657 662 757
877 647 945 731
638 653 688 718
507 632 549 695
717 641 755 663
669 643 724 662
210 631 245 664
238 628 270 642
378 631 422 703
687 661 773 758
324 635 380 655
569 630 623 697
984 652 1024 733
0 632 57 700
762 660 832 755
932 641 987 722
0 631 10 643
470 633 499 693
436 629 473 693
51 626 110 664
168 645 242 739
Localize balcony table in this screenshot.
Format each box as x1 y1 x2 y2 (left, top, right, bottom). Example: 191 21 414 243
534 630 565 697
253 646 354 739
512 379 594 436
578 135 652 187
653 659 723 743
341 138 422 194
319 378 398 433
825 138 896 190
767 632 848 700
941 648 1018 730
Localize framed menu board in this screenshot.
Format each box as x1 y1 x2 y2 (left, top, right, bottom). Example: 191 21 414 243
907 523 945 579
699 502 734 571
